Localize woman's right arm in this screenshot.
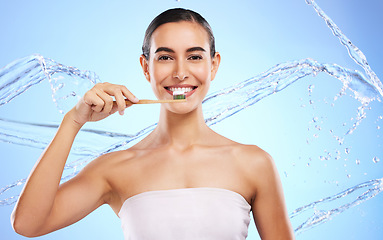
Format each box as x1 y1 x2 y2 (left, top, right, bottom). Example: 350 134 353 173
10 83 138 237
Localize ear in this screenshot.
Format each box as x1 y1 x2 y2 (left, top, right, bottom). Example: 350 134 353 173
140 54 151 82
210 52 221 81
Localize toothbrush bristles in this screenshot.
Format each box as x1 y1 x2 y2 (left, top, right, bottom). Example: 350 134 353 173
173 90 186 100
173 94 186 100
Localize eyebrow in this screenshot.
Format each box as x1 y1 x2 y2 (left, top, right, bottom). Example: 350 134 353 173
154 46 206 54
186 47 206 53
155 47 174 54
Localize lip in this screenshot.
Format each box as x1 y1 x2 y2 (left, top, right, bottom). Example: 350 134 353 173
164 84 198 98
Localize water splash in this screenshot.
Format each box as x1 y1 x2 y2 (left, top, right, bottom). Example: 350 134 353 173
0 0 382 235
0 117 133 155
290 178 383 235
306 0 383 98
0 54 101 113
203 58 381 128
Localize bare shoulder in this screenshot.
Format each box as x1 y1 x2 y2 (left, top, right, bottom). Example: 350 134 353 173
231 143 274 167
211 131 275 173
232 144 278 188
76 149 137 178
212 131 271 161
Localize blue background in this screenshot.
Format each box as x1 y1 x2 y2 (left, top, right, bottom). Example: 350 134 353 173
0 0 382 239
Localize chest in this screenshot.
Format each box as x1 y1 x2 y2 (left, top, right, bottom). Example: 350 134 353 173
107 148 253 212
134 149 241 182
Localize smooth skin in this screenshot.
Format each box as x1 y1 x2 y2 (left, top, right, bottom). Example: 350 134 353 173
11 21 294 240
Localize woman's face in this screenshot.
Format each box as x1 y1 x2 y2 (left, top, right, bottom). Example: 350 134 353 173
140 21 220 114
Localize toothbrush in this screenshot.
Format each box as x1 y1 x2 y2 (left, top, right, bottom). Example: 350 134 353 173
120 90 186 107
172 90 186 100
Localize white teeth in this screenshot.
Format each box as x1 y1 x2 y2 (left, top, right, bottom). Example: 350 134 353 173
173 90 184 96
169 87 194 93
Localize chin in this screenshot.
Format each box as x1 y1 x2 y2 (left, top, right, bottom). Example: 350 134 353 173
164 102 201 115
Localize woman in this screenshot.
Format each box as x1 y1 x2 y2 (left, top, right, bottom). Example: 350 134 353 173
11 8 294 240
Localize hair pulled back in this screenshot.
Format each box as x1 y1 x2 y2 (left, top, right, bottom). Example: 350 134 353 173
142 8 216 60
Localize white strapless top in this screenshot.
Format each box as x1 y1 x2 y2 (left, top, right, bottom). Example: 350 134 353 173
118 187 251 240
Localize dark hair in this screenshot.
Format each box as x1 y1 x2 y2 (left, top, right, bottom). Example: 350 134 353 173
142 8 216 60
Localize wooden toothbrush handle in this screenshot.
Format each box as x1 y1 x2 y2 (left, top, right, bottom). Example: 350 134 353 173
122 99 186 106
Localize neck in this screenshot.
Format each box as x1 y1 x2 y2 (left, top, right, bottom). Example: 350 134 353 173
151 104 210 149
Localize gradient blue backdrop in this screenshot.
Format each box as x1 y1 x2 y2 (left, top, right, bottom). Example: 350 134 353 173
0 0 382 239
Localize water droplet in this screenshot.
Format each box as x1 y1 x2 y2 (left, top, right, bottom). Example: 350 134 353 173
308 84 315 96
333 95 338 101
339 139 344 145
307 163 311 167
372 157 380 163
356 159 360 165
345 148 350 154
377 126 381 130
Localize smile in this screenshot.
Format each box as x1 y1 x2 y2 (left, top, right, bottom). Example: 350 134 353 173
167 87 195 93
164 85 198 97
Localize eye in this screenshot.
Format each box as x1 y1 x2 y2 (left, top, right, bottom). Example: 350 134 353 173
188 55 203 60
158 55 173 61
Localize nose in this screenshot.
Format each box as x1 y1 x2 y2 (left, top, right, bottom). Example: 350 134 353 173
172 60 188 81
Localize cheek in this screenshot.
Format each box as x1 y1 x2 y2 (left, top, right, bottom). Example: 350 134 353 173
151 63 173 82
149 64 172 98
191 64 211 83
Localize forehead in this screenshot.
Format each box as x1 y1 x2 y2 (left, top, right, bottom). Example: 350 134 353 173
150 21 209 51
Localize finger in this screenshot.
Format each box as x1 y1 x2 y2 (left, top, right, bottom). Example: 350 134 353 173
120 85 139 103
101 84 129 114
94 88 114 114
113 90 127 115
103 84 138 104
111 101 123 115
83 91 104 112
